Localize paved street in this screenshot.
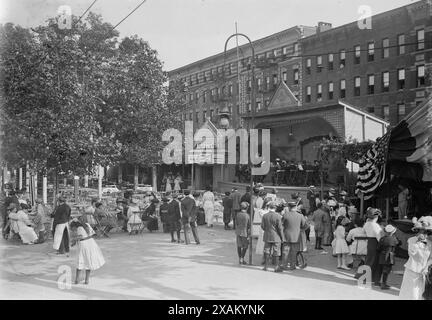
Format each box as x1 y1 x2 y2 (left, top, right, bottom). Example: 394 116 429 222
0 223 403 300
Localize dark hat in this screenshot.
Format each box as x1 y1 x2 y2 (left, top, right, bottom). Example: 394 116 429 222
151 198 159 203
162 197 169 202
193 192 200 197
184 189 191 195
58 195 66 202
172 193 178 199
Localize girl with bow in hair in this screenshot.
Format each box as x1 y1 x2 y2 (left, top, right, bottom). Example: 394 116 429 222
70 219 105 285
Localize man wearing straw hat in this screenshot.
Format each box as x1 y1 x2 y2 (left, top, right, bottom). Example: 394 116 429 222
52 196 71 255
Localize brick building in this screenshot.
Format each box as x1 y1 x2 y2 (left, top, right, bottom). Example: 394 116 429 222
167 0 430 190
300 0 432 126
168 25 317 130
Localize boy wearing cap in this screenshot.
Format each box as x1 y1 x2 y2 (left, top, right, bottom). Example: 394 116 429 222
376 224 401 289
235 202 251 265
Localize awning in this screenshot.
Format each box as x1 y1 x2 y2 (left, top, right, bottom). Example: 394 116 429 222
356 96 432 199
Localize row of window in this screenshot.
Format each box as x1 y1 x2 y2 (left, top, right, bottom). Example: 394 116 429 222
180 43 300 87
305 29 426 74
187 69 300 102
305 65 426 102
183 101 412 124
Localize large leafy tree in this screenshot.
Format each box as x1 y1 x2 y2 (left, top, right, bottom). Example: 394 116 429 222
1 13 185 191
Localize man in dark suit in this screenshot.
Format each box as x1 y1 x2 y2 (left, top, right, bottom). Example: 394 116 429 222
240 186 252 207
281 202 307 270
261 201 285 272
181 190 197 245
52 196 71 255
167 194 182 243
230 187 242 229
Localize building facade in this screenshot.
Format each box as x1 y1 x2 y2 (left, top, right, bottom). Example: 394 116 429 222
300 0 432 126
167 0 431 190
168 25 317 130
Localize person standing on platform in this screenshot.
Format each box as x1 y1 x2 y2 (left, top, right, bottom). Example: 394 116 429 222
52 196 71 255
235 202 251 265
363 208 384 287
202 186 215 228
230 187 242 229
261 201 285 272
398 184 410 220
181 190 196 245
167 193 182 243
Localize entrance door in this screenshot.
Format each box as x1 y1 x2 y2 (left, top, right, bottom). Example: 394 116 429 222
201 166 213 190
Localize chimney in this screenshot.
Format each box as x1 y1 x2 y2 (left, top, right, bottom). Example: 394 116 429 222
317 22 332 33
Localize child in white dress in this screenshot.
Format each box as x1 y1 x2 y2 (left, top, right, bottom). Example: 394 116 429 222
333 216 351 270
70 220 105 284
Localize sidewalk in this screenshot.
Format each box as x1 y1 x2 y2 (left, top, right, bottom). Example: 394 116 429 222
0 223 402 300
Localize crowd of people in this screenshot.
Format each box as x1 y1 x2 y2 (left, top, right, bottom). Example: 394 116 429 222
2 183 432 299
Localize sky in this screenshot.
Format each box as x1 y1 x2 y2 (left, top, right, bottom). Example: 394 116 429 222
0 0 418 71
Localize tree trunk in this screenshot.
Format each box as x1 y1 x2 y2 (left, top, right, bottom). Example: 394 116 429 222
25 162 30 195
152 165 157 191
42 175 48 204
84 175 89 188
118 165 123 184
134 165 139 188
74 175 79 201
18 167 23 190
53 171 59 206
98 165 103 200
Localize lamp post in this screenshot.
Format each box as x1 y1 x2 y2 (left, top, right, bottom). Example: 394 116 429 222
221 33 255 265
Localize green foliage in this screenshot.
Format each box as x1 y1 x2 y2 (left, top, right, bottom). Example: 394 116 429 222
0 13 184 175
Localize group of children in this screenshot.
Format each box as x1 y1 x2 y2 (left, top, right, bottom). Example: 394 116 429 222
331 209 401 290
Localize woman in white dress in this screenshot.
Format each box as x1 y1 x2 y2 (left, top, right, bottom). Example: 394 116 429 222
173 175 182 192
202 186 215 228
332 216 351 270
127 202 143 233
165 175 172 192
399 216 432 300
70 220 105 285
255 199 270 259
8 203 38 244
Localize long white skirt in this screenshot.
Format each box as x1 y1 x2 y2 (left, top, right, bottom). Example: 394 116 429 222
18 225 38 244
77 238 106 271
399 268 425 300
256 229 264 255
204 205 214 226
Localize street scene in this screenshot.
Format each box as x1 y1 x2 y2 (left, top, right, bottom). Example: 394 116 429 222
1 0 432 301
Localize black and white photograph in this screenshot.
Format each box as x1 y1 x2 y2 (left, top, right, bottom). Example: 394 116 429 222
0 0 432 303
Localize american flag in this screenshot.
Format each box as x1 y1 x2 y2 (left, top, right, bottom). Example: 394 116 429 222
355 131 391 200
